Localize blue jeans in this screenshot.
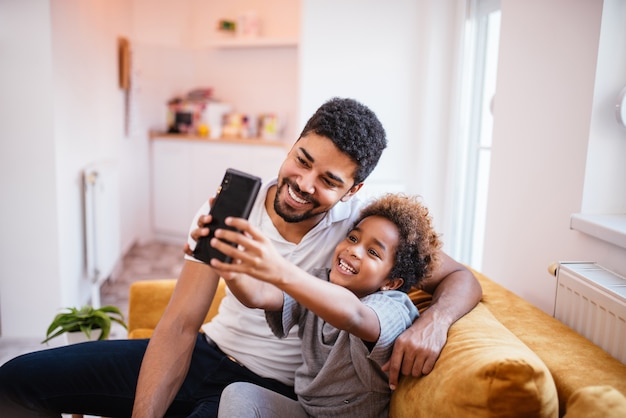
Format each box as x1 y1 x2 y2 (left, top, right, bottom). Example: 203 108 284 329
0 334 294 417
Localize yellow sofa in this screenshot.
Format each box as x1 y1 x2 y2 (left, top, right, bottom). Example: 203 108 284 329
126 270 626 418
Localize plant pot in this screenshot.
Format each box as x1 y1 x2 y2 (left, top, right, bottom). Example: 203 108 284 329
64 329 103 345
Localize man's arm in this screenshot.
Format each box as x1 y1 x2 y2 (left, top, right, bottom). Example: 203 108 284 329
383 251 481 390
131 260 219 418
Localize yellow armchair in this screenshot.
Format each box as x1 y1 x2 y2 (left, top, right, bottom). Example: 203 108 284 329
127 278 226 339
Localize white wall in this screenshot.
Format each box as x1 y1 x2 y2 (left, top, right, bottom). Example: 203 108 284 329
130 0 300 142
481 0 626 314
299 0 465 233
300 0 417 201
192 0 300 144
0 0 62 337
0 0 137 338
51 0 133 306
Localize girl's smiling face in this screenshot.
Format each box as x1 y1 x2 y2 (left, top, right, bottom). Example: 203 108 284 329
329 215 400 298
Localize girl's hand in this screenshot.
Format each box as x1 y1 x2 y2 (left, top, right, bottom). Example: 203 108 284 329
208 217 288 285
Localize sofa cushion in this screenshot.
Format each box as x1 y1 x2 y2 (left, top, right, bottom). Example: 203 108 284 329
563 385 626 418
390 303 558 418
475 271 626 415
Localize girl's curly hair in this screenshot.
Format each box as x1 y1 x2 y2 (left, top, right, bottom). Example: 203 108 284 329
354 194 442 293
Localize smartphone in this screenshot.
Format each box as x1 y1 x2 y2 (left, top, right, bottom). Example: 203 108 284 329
193 168 262 264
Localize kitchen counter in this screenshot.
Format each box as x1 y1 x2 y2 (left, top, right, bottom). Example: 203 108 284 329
149 132 291 148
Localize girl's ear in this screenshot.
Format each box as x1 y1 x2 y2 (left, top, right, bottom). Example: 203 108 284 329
381 277 404 291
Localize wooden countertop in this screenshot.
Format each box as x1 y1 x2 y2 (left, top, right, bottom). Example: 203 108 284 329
150 132 290 148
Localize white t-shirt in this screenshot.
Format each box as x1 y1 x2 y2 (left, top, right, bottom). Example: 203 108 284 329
185 178 367 385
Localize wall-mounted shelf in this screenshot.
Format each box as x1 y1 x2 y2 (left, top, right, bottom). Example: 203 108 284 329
209 37 298 49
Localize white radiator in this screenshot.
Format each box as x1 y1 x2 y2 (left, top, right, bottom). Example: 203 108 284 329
83 161 121 307
554 262 626 364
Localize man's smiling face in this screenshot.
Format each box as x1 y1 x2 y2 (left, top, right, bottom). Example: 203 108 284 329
274 133 361 223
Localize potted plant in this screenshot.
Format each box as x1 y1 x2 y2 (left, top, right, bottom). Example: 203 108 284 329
42 305 127 344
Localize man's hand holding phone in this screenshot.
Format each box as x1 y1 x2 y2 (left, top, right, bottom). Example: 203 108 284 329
183 205 213 257
191 168 261 264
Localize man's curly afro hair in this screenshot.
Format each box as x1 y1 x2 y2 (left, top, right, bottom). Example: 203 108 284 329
354 194 442 293
299 97 387 184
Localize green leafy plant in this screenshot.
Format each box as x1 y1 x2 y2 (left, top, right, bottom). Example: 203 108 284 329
42 305 127 344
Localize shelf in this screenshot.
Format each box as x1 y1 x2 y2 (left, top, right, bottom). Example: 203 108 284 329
209 37 298 49
150 132 290 148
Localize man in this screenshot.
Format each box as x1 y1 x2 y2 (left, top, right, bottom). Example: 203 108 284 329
0 98 481 417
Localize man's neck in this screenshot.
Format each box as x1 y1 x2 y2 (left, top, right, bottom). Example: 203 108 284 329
265 185 326 244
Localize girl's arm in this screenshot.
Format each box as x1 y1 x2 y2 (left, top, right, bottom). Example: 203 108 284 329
210 218 381 342
218 271 284 311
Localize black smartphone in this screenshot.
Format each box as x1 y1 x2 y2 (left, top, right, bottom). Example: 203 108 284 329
193 168 262 264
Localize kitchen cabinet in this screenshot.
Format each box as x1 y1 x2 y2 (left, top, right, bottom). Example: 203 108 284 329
151 135 289 242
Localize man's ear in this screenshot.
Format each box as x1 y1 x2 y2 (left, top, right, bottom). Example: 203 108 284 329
340 182 364 202
382 277 404 291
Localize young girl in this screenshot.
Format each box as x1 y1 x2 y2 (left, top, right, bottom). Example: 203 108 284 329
210 193 442 417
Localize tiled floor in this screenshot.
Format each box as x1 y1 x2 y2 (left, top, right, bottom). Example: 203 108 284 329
0 240 185 365
100 240 185 339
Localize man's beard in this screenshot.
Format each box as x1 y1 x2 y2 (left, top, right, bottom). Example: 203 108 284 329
274 179 322 223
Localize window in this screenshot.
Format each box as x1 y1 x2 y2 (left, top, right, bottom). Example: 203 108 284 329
571 0 626 250
448 0 501 269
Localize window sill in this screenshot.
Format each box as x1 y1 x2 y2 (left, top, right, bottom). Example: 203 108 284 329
570 213 626 249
